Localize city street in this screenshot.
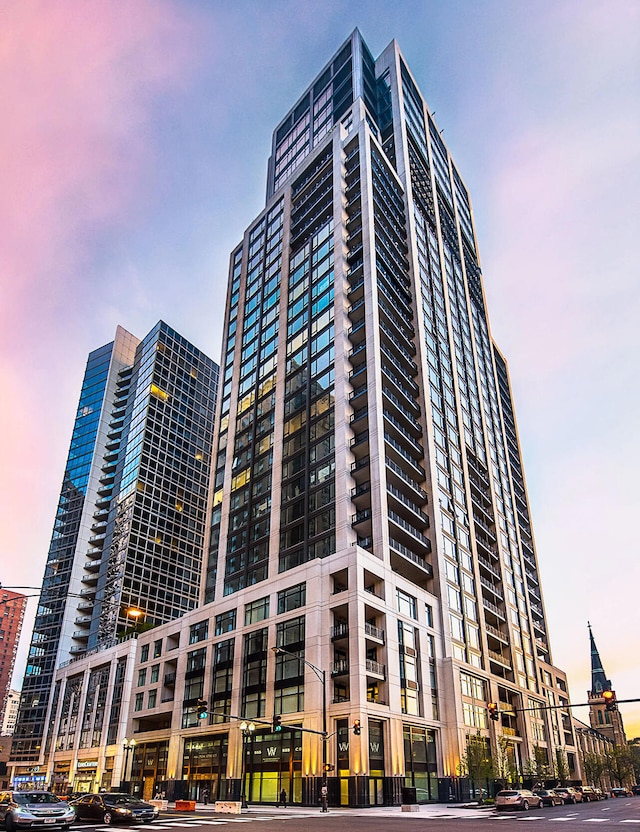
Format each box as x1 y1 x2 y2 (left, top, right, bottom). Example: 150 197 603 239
67 797 640 831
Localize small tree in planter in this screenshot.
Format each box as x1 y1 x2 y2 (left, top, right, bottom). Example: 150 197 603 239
458 731 494 804
554 748 570 784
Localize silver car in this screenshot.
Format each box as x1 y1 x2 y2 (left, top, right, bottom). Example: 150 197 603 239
0 791 75 830
496 789 543 811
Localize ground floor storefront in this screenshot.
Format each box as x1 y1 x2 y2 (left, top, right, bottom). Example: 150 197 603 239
130 722 445 808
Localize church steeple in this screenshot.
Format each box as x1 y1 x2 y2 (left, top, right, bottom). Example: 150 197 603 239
589 622 611 695
587 623 626 745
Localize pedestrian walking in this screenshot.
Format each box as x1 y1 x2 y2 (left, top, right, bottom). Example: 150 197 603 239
278 789 287 807
202 787 210 805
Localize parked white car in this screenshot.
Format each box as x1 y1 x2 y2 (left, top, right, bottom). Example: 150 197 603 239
496 789 543 811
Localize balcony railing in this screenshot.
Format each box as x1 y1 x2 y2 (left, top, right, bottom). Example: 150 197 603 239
364 623 385 642
365 659 386 678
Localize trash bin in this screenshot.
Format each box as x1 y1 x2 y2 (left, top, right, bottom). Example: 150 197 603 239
401 787 417 805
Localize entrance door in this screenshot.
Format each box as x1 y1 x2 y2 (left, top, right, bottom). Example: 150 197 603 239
143 777 155 801
369 777 384 805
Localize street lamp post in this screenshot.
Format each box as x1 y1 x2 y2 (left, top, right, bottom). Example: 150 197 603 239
124 606 144 636
271 646 328 812
239 721 255 808
122 737 136 792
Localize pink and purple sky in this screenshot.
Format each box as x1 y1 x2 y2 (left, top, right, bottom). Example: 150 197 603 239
1 1 638 736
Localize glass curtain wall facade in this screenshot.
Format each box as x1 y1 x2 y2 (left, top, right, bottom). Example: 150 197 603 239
12 338 131 762
12 323 218 764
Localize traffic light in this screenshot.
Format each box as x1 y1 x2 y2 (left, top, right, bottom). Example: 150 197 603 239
603 690 617 712
272 714 282 732
323 764 335 772
353 719 361 735
487 702 499 721
196 698 208 719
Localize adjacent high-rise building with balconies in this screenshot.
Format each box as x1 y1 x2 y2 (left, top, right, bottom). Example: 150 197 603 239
11 322 218 763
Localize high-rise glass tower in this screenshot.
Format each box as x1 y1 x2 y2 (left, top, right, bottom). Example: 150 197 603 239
204 30 577 801
12 322 218 762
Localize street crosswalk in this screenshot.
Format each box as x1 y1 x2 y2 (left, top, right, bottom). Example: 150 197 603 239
90 815 321 830
82 808 640 829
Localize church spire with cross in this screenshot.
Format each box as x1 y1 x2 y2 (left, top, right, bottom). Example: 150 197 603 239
589 621 611 695
587 623 626 745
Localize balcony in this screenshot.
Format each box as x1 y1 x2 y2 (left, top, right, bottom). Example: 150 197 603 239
384 433 425 480
482 598 506 621
382 390 422 434
488 649 511 668
365 660 386 680
379 318 416 357
478 555 501 580
532 618 546 636
388 511 431 554
473 516 497 542
479 575 503 600
386 484 429 527
350 455 370 481
385 458 428 502
348 384 368 406
383 412 424 456
331 660 349 678
485 623 509 644
350 406 368 429
475 535 498 559
350 430 370 457
389 538 433 586
331 623 348 640
351 481 371 505
347 318 366 344
364 623 385 643
84 547 102 562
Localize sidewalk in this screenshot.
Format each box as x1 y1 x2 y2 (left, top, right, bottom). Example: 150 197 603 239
165 800 493 818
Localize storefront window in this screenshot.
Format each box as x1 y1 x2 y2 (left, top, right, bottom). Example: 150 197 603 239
182 735 229 802
403 725 438 802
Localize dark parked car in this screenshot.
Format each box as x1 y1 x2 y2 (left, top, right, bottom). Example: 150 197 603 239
610 788 632 798
534 789 564 806
71 793 159 825
631 785 640 796
0 791 76 830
